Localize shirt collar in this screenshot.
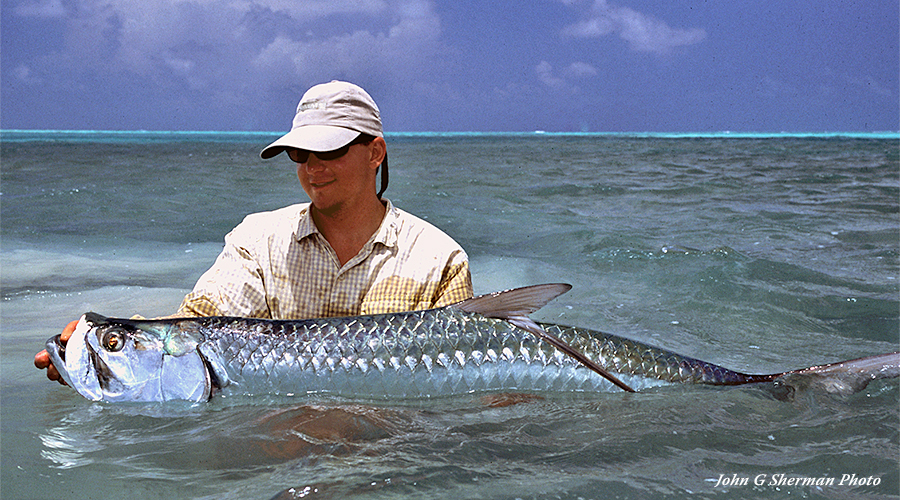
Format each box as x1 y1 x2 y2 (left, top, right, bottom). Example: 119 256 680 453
296 199 400 250
296 204 318 240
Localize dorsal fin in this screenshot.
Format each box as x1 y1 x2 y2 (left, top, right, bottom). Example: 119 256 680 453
455 284 636 393
454 283 573 318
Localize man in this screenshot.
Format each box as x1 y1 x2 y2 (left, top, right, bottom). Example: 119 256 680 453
36 80 473 384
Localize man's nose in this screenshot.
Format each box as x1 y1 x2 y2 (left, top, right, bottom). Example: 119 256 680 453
305 154 327 171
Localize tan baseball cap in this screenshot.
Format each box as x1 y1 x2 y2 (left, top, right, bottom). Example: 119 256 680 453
260 81 383 159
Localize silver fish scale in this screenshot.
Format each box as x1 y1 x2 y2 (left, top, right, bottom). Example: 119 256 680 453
542 324 760 385
193 309 626 398
187 308 760 398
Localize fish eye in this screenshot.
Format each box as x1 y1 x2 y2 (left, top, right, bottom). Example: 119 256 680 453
101 328 127 352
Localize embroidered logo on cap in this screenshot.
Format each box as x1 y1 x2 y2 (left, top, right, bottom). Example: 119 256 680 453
300 101 326 112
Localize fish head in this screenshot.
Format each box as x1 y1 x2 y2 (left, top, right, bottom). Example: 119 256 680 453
46 313 211 403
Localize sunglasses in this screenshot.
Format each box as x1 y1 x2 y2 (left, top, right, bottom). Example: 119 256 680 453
287 136 371 164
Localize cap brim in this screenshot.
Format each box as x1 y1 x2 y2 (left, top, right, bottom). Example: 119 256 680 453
260 126 360 159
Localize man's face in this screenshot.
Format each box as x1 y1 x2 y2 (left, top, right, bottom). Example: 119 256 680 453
293 139 381 213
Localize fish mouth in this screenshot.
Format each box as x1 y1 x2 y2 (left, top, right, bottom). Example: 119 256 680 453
45 325 106 399
58 334 115 391
45 334 74 388
49 334 66 361
45 334 68 368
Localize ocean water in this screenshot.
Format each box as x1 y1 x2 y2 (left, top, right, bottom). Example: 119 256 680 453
1 131 898 499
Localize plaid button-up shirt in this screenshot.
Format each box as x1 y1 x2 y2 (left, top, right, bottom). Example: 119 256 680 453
177 200 472 319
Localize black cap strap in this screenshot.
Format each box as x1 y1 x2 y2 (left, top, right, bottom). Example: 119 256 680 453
377 153 389 199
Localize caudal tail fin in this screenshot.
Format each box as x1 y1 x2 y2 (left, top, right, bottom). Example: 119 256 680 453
770 352 900 396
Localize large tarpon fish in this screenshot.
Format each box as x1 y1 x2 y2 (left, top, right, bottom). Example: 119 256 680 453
45 284 899 403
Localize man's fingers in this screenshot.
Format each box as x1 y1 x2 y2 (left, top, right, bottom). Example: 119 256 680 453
47 364 67 385
34 349 50 369
61 319 79 342
36 319 77 386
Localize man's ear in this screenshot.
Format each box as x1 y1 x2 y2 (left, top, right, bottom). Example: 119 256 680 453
369 137 387 170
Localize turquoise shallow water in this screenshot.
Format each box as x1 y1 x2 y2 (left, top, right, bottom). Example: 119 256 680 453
1 132 898 499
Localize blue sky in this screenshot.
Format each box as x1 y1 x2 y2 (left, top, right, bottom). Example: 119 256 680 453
2 0 897 132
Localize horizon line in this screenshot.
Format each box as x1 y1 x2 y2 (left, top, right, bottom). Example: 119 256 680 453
2 129 898 139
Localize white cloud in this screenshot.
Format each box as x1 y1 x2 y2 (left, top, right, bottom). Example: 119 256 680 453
13 64 42 84
259 0 388 18
14 0 443 104
536 60 592 95
566 61 598 77
251 1 442 88
536 61 597 92
562 0 705 54
536 61 566 90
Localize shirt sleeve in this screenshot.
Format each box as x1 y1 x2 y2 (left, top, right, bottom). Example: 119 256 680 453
176 224 272 318
432 252 473 308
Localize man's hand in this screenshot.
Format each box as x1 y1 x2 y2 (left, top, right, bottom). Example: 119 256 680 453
34 319 79 386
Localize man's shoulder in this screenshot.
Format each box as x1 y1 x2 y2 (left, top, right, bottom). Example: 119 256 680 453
388 204 465 251
242 203 310 222
390 204 441 232
229 203 310 239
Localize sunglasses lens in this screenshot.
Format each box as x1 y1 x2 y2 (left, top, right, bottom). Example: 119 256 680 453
287 146 348 163
288 137 367 163
316 145 350 161
288 149 309 163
